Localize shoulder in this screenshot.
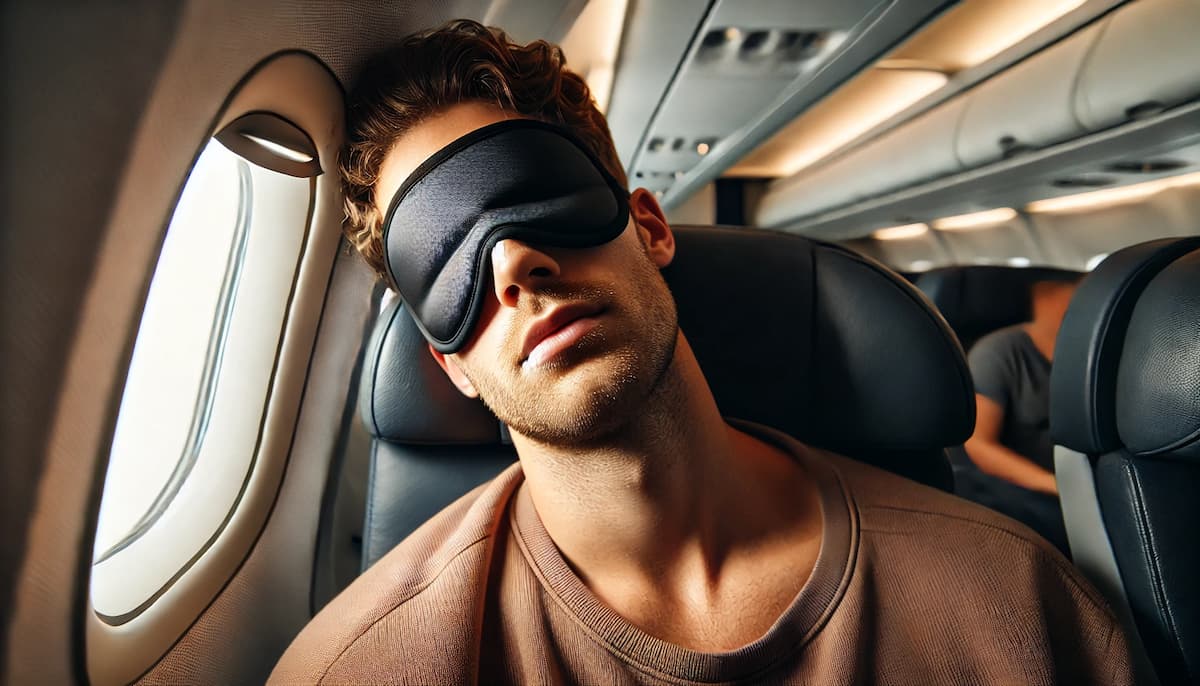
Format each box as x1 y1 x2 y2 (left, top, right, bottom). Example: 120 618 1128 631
268 464 523 684
824 455 1132 681
968 326 1031 395
829 452 1114 614
831 452 1060 562
968 324 1028 362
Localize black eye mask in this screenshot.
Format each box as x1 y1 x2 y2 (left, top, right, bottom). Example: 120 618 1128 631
381 119 630 354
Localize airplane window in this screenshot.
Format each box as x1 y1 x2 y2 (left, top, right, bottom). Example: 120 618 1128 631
90 136 311 622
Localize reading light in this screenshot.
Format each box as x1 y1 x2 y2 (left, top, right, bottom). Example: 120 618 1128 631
872 222 929 240
1007 257 1032 267
909 259 934 271
242 133 314 163
932 207 1017 231
696 142 711 155
724 27 743 43
1026 171 1200 214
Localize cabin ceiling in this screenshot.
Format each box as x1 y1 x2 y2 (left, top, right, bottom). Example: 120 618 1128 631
602 0 1200 241
607 0 956 198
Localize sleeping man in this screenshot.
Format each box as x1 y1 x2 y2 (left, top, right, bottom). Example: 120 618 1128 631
271 20 1132 685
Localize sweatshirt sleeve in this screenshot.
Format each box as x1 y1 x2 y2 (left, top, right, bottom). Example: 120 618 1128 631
1036 552 1136 685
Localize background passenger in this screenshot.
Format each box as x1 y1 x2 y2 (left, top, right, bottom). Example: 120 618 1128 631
963 277 1080 553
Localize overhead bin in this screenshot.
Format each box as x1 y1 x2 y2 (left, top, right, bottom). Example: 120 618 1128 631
954 20 1106 168
757 96 968 227
1074 0 1200 131
956 0 1200 167
752 0 1200 234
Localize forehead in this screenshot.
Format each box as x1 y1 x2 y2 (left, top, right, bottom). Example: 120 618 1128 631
374 101 529 214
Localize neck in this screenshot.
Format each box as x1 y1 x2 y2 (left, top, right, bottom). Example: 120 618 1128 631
1023 318 1058 361
511 333 814 593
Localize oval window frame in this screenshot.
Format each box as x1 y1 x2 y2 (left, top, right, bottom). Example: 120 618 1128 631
85 50 345 686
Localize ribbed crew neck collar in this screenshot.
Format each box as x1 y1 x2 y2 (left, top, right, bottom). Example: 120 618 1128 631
509 420 858 683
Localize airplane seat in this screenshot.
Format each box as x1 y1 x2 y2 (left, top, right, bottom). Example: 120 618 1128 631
358 225 975 570
915 265 1082 352
357 298 516 570
915 264 1080 497
1050 236 1200 685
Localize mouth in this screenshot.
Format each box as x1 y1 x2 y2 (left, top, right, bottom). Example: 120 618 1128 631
520 302 606 369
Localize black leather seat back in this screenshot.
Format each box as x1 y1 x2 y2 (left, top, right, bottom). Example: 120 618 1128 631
667 226 973 485
359 225 976 569
916 265 1081 352
1101 249 1200 684
1051 237 1200 685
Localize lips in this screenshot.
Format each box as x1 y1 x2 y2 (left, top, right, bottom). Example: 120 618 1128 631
519 302 605 367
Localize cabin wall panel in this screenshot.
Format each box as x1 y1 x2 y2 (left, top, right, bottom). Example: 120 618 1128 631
1 4 184 682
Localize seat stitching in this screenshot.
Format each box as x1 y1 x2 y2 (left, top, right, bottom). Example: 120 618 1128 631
361 441 378 570
1126 461 1191 681
368 302 404 438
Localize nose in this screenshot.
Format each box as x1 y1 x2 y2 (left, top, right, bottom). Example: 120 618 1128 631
490 239 561 308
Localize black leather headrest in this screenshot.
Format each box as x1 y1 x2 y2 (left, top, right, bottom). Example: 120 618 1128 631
360 225 974 486
360 299 504 444
1115 248 1200 460
1051 237 1200 454
915 265 1081 351
665 226 973 462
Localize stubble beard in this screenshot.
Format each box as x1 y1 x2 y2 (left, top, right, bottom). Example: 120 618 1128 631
461 259 680 448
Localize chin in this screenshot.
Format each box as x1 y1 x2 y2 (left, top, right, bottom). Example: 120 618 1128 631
505 373 645 446
507 340 679 447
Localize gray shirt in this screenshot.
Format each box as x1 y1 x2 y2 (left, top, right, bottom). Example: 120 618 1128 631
968 325 1054 472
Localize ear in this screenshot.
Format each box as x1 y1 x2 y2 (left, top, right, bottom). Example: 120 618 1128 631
428 344 480 398
629 188 675 268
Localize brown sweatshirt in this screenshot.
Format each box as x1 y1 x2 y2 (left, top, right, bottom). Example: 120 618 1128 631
271 423 1133 685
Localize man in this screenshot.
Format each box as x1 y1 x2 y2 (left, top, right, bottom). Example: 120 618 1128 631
963 278 1080 553
272 21 1131 684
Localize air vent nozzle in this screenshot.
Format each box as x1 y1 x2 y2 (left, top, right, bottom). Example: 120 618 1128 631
693 27 841 75
1051 176 1117 189
1105 159 1189 174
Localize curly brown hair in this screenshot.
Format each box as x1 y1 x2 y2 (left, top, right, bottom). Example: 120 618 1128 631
341 19 628 281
